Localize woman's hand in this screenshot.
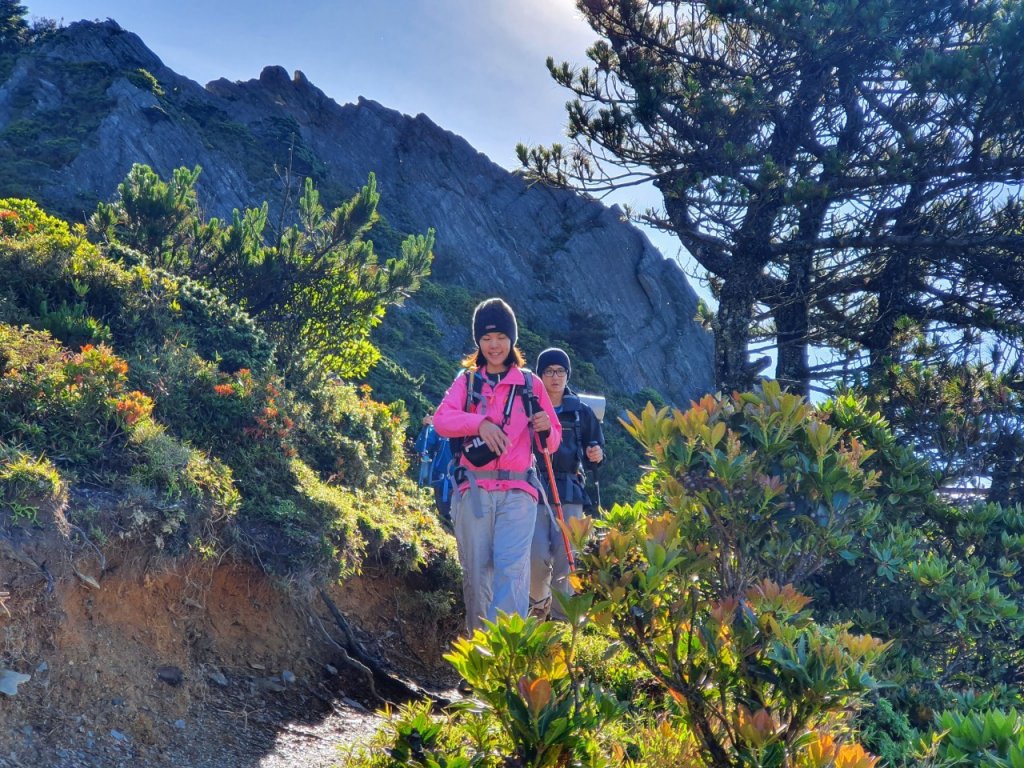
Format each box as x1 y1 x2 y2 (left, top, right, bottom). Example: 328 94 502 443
478 420 509 455
531 411 551 435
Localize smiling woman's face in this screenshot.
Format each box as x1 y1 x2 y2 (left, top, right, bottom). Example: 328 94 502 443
479 332 511 371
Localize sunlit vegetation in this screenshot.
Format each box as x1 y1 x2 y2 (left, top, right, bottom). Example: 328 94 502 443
0 181 456 588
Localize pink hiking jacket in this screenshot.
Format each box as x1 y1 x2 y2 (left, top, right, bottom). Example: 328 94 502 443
434 366 561 500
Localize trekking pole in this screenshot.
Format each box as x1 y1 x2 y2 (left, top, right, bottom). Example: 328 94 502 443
540 447 575 572
528 391 575 571
587 440 606 514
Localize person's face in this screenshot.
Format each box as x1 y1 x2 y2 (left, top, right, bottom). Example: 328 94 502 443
479 332 511 370
541 365 568 397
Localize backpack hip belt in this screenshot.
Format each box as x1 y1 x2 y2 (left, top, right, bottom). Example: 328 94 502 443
455 465 542 518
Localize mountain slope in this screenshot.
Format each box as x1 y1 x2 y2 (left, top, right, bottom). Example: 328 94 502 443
0 19 714 405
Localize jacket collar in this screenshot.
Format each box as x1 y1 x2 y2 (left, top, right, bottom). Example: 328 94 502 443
561 393 582 410
476 365 527 387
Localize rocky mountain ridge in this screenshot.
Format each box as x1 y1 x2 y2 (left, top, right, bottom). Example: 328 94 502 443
0 19 714 404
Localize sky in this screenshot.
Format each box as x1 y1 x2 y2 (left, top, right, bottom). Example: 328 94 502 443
23 0 705 297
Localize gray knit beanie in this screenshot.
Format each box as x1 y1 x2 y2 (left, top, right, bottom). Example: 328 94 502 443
536 347 571 378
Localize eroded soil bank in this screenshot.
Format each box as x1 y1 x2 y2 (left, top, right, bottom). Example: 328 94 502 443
0 525 460 767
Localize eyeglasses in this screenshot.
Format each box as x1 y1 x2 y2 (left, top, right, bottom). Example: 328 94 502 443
542 368 568 378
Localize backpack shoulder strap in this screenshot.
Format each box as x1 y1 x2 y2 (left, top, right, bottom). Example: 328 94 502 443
463 369 473 411
462 368 488 410
520 369 535 415
451 369 480 459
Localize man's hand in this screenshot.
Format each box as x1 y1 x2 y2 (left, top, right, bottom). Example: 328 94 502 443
531 411 551 434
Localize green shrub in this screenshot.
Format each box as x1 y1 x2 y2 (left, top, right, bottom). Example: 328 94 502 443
0 447 66 528
92 165 434 381
0 196 458 587
573 626 657 706
0 322 236 552
575 381 888 767
926 709 1024 768
445 611 623 767
296 379 405 488
121 420 239 550
0 198 274 374
0 325 130 464
857 696 918 768
342 699 483 768
811 393 1024 713
36 298 113 349
114 268 275 374
125 68 164 96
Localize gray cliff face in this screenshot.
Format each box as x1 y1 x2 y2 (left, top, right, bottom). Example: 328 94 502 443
0 20 714 404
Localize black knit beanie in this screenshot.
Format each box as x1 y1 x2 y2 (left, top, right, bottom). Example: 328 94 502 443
472 298 518 347
536 347 571 378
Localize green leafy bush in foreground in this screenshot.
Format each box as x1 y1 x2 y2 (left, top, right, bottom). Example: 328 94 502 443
347 383 891 767
924 708 1024 768
351 382 1024 766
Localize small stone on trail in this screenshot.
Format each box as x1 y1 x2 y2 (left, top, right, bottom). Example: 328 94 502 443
281 669 296 684
252 676 286 693
342 696 369 713
0 668 31 696
174 719 186 730
156 665 184 686
207 670 228 687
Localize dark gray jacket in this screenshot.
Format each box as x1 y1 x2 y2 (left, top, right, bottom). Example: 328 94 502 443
534 389 604 505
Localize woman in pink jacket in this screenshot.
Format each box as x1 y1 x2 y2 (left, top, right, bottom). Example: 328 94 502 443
434 298 561 634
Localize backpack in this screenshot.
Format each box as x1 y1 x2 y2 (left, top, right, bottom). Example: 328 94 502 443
429 437 453 486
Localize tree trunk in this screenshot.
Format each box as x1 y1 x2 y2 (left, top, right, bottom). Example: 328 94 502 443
775 251 812 396
715 276 757 394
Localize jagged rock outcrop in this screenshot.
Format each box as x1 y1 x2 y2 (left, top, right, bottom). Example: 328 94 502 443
0 19 714 404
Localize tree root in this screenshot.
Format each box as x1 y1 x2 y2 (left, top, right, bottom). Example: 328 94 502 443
317 589 441 705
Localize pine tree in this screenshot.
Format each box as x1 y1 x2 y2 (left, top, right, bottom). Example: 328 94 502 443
0 0 28 53
522 0 1024 395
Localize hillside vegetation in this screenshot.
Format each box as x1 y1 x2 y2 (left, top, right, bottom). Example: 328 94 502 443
0 177 456 585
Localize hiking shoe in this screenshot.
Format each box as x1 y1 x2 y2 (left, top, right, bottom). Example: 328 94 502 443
457 678 473 695
529 597 551 621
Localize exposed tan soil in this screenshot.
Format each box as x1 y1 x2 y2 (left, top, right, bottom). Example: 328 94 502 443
0 519 461 768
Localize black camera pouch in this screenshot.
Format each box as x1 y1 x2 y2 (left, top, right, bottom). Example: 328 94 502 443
462 435 501 466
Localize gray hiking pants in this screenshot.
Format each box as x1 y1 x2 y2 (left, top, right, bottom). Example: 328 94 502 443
530 502 584 621
452 488 535 634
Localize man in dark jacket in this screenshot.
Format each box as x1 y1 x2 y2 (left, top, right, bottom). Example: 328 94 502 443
530 348 604 621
